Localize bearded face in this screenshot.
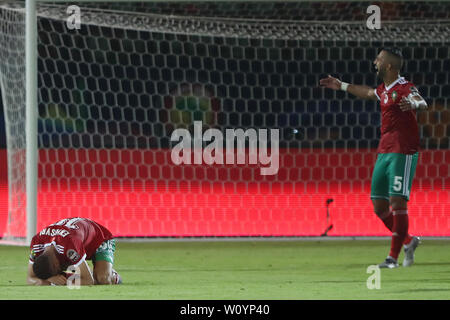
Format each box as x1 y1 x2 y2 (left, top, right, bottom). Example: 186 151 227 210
373 52 387 80
375 62 386 80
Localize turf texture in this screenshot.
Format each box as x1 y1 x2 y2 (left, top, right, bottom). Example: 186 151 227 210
0 239 449 300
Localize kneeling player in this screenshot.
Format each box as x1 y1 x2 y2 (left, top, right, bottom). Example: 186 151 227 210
27 217 122 286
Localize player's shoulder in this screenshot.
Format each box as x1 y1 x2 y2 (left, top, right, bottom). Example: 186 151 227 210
396 77 416 89
30 232 44 247
394 77 419 95
398 76 409 85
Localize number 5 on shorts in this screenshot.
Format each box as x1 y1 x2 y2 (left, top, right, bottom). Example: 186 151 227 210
393 176 403 192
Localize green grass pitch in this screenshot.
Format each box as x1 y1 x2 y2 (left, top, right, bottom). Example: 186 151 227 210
1 239 449 300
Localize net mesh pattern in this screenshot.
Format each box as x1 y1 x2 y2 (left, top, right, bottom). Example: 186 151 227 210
0 2 449 240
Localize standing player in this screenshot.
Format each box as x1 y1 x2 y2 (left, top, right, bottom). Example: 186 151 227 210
27 217 122 285
320 48 427 268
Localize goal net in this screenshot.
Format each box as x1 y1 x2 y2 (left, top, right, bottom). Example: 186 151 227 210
0 1 449 243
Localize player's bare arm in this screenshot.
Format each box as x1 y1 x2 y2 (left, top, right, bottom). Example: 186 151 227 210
28 256 96 286
319 75 378 101
47 274 67 286
77 260 96 285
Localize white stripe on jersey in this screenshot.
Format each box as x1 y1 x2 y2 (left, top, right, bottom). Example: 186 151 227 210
55 245 65 254
32 242 65 256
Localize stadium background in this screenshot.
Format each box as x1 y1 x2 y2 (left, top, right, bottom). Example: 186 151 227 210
0 1 448 238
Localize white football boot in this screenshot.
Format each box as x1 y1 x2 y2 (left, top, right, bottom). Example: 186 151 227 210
403 236 421 267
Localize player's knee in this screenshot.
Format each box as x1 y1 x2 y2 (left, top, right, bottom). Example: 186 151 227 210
372 200 389 218
390 196 408 210
373 207 386 217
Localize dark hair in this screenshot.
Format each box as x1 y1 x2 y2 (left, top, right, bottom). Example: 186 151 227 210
381 47 404 70
382 47 403 59
32 254 56 280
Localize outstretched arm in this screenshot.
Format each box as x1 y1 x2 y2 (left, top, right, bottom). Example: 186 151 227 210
319 75 378 101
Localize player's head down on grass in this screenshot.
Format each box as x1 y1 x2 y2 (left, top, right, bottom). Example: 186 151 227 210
27 218 122 286
32 246 62 280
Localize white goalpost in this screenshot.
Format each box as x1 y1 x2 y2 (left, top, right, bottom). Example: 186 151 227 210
25 0 38 245
0 1 449 245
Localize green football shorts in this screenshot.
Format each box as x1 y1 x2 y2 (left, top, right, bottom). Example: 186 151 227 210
370 152 418 201
92 239 116 265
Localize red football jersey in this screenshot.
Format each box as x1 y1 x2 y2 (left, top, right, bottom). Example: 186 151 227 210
29 218 113 268
374 76 421 155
